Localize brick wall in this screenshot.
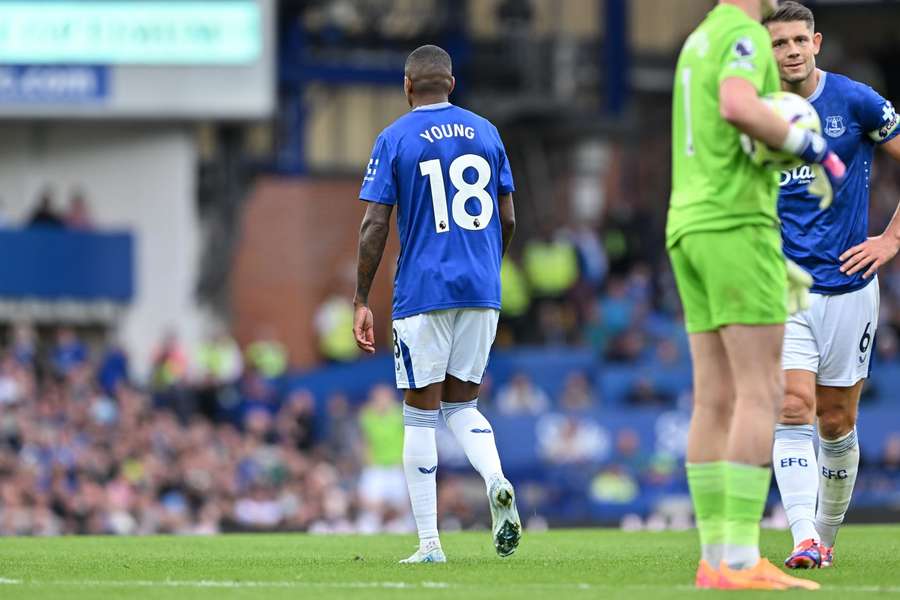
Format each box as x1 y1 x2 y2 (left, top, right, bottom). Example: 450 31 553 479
231 177 399 368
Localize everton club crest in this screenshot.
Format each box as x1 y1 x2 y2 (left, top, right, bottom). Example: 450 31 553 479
825 115 846 138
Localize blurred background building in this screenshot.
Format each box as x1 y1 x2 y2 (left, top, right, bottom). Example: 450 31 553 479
1 0 900 536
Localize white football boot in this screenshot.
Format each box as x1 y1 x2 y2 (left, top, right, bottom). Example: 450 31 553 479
488 475 521 557
399 539 446 564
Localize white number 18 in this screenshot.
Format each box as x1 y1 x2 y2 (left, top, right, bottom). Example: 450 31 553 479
419 153 494 233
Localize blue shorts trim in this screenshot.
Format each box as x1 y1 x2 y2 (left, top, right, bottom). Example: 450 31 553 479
398 337 416 389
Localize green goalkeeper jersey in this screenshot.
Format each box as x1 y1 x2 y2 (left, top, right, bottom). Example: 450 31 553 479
666 4 781 249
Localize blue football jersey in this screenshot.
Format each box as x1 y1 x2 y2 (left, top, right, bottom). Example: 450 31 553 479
778 70 899 294
359 102 515 319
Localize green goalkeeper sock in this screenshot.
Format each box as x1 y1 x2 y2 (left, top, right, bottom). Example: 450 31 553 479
723 462 772 569
686 461 726 565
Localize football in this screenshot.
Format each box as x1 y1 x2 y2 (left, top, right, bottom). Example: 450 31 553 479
740 91 822 170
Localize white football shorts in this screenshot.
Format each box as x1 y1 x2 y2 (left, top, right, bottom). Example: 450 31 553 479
392 308 499 389
782 276 879 387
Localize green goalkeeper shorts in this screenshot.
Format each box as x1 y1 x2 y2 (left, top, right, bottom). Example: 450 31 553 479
668 225 787 334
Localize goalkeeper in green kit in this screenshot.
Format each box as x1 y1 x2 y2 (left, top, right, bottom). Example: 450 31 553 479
667 0 846 590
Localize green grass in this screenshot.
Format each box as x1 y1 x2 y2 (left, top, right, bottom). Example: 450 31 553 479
1 526 899 599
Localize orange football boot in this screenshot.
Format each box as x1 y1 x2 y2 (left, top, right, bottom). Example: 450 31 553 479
719 558 821 590
695 560 721 589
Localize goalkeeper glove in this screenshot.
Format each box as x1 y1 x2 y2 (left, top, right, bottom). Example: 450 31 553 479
782 128 847 210
785 259 813 315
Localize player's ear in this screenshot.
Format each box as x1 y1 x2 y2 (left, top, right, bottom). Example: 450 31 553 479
812 32 822 55
404 76 413 106
448 76 456 96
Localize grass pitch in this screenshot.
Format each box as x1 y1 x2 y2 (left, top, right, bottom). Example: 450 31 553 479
1 526 899 599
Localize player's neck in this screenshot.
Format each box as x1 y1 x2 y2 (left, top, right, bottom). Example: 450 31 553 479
784 69 820 100
411 94 450 110
720 0 761 22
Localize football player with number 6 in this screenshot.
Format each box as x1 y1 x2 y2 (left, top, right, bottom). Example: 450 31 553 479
352 45 520 564
764 1 900 571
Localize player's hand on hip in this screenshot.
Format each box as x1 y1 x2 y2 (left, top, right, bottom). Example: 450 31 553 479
786 259 813 314
353 304 376 354
840 234 900 279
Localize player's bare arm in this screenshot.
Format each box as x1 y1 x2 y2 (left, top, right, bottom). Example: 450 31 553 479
499 193 515 256
721 77 845 188
353 201 393 353
840 135 900 278
720 77 791 147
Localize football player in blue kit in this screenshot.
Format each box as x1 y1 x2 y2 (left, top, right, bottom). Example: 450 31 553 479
352 45 520 563
763 2 900 569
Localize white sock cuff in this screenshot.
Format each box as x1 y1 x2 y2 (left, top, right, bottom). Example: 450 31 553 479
441 399 478 422
820 428 858 457
403 404 439 428
775 423 815 441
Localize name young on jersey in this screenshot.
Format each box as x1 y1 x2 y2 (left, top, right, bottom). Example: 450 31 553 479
419 123 476 144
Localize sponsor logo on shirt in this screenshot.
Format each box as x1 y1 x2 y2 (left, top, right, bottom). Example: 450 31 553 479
779 164 815 186
876 101 899 141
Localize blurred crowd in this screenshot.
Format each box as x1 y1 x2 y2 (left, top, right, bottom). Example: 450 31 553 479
2 315 899 536
498 148 900 372
0 324 415 536
0 186 96 231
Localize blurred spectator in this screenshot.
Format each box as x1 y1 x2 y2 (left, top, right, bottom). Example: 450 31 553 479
589 277 633 356
655 338 682 367
150 331 188 389
235 369 280 428
568 223 608 292
275 389 316 452
606 328 648 363
51 327 87 378
882 434 900 472
626 376 674 408
498 255 531 345
314 295 360 363
11 322 37 368
559 371 595 412
876 327 898 362
27 188 64 228
150 330 192 419
590 467 639 504
234 484 284 530
323 393 361 462
97 338 129 396
523 227 579 302
244 326 288 378
196 330 243 385
0 354 23 405
567 223 608 324
537 413 608 465
356 385 407 530
495 372 551 415
64 188 94 230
